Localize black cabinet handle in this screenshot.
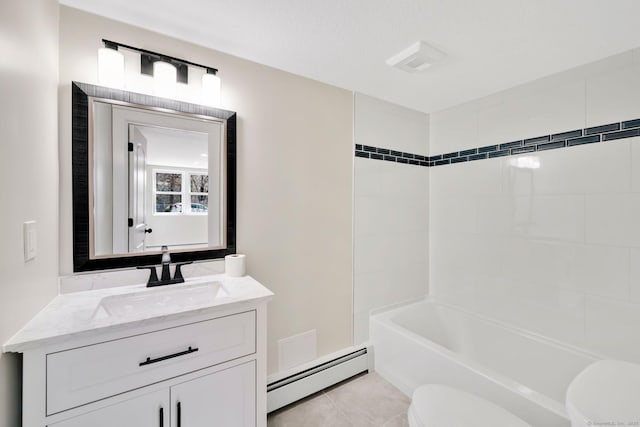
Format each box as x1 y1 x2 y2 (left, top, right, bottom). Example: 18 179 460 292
159 407 164 427
139 346 199 367
177 401 182 427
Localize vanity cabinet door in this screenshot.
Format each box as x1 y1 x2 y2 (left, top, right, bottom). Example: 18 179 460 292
50 389 169 427
171 361 255 427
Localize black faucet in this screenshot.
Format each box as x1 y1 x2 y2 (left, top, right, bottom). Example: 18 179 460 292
137 246 193 287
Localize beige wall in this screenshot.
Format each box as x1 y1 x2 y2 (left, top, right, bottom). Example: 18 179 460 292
58 6 353 374
0 1 60 426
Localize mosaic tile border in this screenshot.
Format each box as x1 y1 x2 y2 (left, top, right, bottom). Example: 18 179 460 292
354 118 640 167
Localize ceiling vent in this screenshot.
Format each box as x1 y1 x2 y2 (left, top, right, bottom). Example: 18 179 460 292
386 41 446 73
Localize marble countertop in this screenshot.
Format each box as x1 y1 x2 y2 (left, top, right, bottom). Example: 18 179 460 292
3 274 273 353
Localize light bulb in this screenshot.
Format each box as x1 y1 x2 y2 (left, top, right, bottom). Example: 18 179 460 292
97 47 124 89
153 61 177 98
202 72 221 107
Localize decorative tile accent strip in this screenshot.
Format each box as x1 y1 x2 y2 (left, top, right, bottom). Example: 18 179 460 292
478 145 498 153
585 123 619 135
354 118 640 167
603 129 640 141
500 140 522 149
622 119 640 129
524 135 550 145
488 149 510 158
567 135 600 146
537 141 566 151
512 146 535 154
551 129 582 141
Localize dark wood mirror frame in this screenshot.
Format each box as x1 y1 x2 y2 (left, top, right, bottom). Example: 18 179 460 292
72 81 236 272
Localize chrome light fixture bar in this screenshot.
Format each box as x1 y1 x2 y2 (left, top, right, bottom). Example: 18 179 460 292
101 39 219 84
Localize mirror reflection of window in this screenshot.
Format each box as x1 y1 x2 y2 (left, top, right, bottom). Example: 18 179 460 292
190 174 209 212
155 172 182 212
153 170 209 214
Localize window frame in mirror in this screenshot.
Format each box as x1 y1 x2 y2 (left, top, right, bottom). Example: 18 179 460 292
72 81 236 272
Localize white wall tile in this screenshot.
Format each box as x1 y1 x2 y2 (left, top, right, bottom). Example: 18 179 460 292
477 81 585 147
429 232 478 298
355 195 427 235
354 157 390 197
429 105 478 153
430 195 477 234
431 157 503 198
585 296 640 362
429 47 640 363
628 248 640 303
511 195 585 242
629 137 640 192
503 142 631 196
477 280 586 347
586 58 640 127
354 93 429 154
564 245 630 300
497 239 572 290
585 193 640 247
476 196 523 236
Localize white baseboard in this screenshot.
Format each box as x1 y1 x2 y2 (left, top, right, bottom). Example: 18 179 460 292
267 347 369 413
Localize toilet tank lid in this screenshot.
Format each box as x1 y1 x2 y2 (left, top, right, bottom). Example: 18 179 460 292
566 360 640 424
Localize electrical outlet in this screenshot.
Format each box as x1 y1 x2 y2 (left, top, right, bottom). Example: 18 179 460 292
24 221 37 261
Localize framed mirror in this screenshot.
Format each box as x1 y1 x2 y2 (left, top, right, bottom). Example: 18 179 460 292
72 82 236 271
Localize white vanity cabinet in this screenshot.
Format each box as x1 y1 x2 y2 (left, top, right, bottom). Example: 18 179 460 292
170 360 256 426
6 277 273 427
50 390 169 427
52 361 255 427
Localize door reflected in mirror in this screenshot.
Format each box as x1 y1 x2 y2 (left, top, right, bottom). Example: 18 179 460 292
91 100 225 258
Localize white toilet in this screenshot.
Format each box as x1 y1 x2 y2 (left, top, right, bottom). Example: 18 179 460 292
566 360 640 427
408 384 531 427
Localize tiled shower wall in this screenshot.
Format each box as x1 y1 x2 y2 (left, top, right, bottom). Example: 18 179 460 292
353 93 429 344
429 48 640 363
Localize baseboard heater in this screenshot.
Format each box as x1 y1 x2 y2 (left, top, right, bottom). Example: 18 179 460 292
267 348 369 412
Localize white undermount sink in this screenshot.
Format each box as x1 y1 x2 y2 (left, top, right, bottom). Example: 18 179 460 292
92 281 228 320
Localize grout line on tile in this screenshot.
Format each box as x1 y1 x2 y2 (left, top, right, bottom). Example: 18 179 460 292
380 413 408 427
322 388 357 427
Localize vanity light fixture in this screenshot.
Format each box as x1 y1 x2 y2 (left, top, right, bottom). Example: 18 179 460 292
97 40 124 89
98 39 221 105
153 60 177 98
201 70 221 107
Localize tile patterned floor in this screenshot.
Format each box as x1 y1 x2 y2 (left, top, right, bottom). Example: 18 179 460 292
267 372 410 427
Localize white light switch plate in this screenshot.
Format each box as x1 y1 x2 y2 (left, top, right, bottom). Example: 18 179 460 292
24 221 37 261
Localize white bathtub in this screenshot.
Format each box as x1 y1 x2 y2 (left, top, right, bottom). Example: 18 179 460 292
371 299 600 427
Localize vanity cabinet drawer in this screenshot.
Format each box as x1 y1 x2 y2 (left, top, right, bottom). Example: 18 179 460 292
46 310 256 415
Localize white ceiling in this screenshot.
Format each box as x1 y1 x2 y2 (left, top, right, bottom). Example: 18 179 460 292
61 0 640 113
138 125 208 169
